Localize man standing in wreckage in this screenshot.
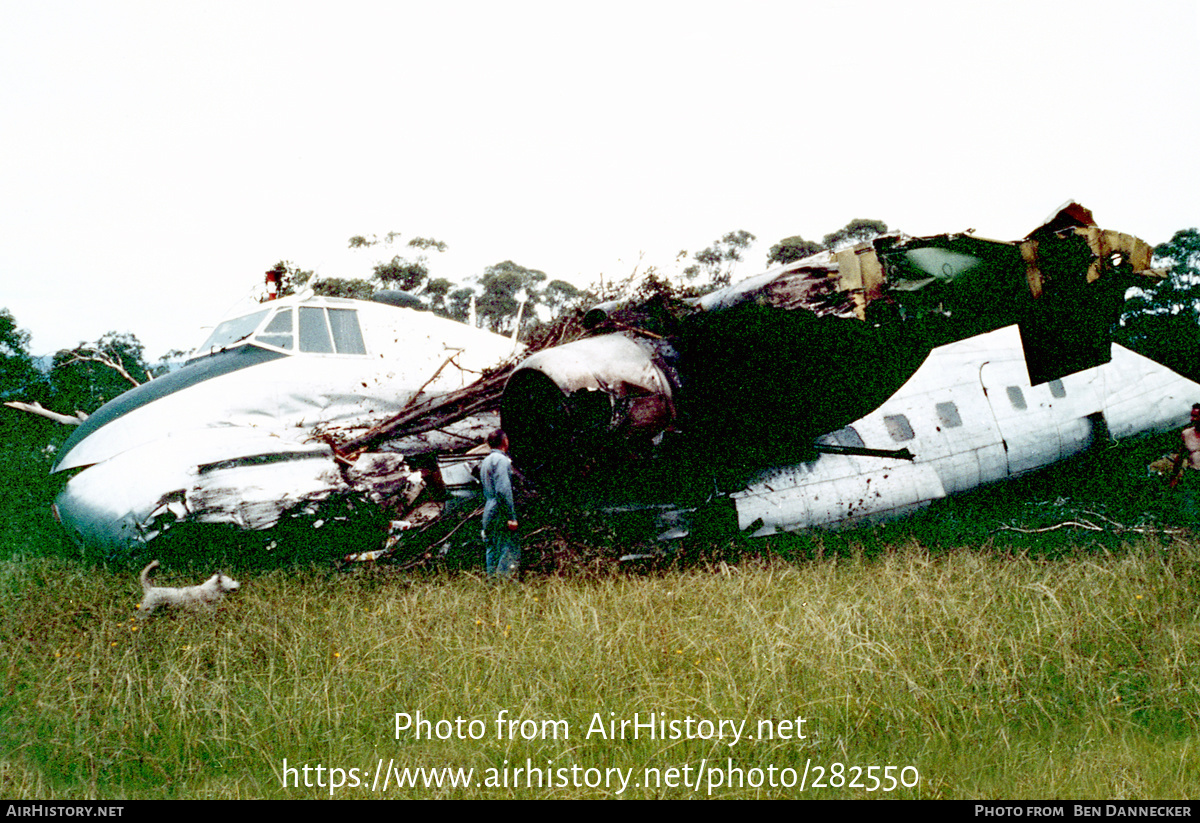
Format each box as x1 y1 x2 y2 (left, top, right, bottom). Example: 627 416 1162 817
1168 405 1200 518
481 429 520 578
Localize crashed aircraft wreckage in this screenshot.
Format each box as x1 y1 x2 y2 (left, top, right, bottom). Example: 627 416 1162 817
51 291 521 555
500 202 1200 537
48 202 1200 556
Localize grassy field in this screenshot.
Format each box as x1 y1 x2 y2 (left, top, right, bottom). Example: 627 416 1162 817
2 424 1198 799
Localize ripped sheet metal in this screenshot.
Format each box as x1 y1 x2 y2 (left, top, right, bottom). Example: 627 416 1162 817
54 429 345 553
697 202 1159 323
53 427 429 556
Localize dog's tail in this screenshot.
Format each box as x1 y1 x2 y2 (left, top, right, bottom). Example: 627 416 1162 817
140 560 160 592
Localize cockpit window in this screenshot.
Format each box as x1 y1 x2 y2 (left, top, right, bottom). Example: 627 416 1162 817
197 305 366 357
328 309 366 354
196 310 269 354
255 309 294 350
299 306 334 353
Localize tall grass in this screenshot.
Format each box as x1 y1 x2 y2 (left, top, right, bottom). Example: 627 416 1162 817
2 541 1197 798
2 420 1197 798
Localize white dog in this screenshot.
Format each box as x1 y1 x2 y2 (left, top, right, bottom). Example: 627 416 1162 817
137 560 241 616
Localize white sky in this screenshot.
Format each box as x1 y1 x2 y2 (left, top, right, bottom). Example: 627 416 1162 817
3 0 1198 360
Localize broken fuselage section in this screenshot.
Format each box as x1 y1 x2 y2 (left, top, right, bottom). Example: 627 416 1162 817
501 203 1199 536
51 292 520 555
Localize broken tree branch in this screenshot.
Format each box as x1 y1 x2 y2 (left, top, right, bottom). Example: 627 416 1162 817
998 518 1184 536
396 352 463 416
337 363 515 457
3 401 86 425
62 347 148 388
999 520 1103 533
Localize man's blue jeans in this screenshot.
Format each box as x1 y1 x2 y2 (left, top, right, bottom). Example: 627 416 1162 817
484 525 520 578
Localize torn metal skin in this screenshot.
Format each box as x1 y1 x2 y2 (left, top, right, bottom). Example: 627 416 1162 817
50 291 521 558
499 202 1191 539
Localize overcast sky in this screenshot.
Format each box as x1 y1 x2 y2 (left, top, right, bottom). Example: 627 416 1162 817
3 0 1198 360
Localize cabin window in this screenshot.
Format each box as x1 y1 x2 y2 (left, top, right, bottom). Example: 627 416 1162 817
256 309 294 350
935 401 962 428
1048 379 1066 398
884 414 914 442
1006 386 1027 411
328 309 366 354
298 307 334 353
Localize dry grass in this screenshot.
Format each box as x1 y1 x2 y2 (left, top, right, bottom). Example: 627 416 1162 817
2 537 1198 798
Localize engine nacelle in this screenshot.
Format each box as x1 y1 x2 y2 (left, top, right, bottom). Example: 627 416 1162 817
500 333 678 474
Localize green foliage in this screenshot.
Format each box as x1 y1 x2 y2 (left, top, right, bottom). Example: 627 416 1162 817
348 231 402 249
766 218 888 267
341 232 454 309
273 239 449 303
476 260 548 334
275 231 590 331
765 235 822 267
263 260 317 301
822 218 888 250
541 279 588 316
353 232 447 295
0 309 46 403
421 277 455 315
277 261 376 301
445 287 477 324
0 411 71 567
682 230 756 287
306 277 376 301
373 256 429 292
278 258 375 300
1116 228 1200 382
49 331 151 416
407 236 448 253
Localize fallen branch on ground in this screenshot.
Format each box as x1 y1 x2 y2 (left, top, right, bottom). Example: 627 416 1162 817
998 518 1184 536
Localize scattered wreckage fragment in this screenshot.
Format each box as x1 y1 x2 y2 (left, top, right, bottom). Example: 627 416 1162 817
49 290 521 557
499 202 1199 538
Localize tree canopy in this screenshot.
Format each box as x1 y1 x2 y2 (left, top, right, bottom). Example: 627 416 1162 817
372 257 429 292
823 218 889 250
49 331 151 415
1116 227 1200 383
266 230 593 337
682 230 757 287
363 234 448 294
475 261 548 334
766 236 823 267
0 309 43 403
767 218 889 266
268 233 454 305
